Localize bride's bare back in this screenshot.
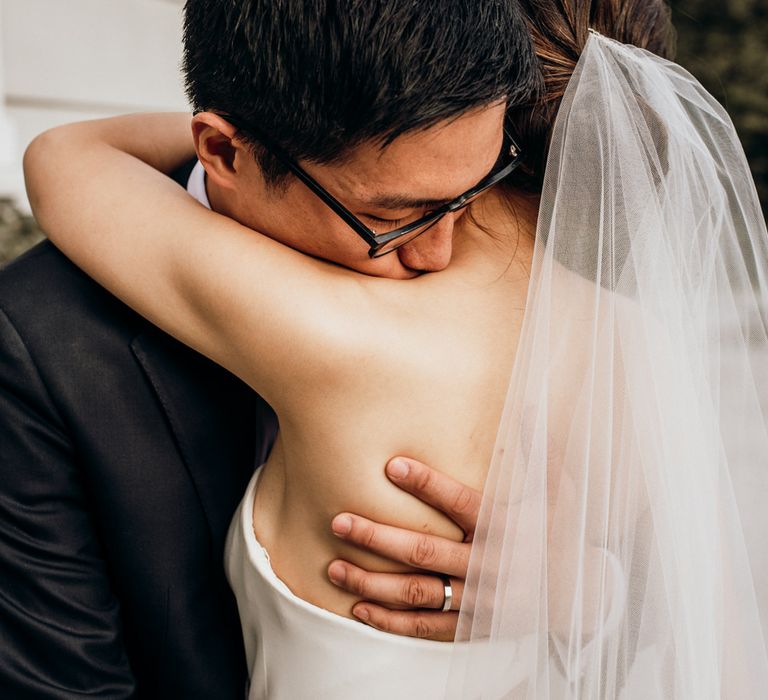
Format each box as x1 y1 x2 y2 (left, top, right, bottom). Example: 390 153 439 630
252 196 533 616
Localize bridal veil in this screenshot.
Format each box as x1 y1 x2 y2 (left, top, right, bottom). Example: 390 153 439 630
448 31 768 698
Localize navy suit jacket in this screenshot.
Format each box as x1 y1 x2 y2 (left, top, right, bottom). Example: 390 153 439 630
0 162 277 698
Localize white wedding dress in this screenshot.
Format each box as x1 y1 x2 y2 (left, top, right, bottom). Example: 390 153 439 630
224 468 530 699
224 32 768 699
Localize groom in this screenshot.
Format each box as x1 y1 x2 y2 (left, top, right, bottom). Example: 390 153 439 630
0 1 535 697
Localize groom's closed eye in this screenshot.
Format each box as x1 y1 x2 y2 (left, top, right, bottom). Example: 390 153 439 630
363 214 410 229
360 200 455 229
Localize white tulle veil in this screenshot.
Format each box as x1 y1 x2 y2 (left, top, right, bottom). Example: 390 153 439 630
447 30 768 698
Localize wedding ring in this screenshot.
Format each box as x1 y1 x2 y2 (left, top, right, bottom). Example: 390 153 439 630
441 576 453 612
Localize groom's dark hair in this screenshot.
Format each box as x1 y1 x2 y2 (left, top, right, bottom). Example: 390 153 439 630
182 0 538 186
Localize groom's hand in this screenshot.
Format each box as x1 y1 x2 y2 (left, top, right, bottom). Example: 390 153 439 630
327 457 480 642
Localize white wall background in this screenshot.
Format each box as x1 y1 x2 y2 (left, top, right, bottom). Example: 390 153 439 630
0 0 188 209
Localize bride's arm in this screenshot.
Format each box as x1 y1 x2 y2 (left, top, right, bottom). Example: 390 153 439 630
23 114 372 409
25 112 198 178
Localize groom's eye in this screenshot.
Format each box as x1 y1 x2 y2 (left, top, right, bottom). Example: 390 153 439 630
364 214 409 229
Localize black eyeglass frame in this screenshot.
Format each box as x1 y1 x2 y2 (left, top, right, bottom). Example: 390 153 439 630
221 114 523 258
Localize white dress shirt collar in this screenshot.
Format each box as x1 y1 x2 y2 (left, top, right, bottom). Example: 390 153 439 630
186 161 211 209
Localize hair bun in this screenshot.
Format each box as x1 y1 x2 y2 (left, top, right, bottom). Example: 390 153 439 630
507 0 674 192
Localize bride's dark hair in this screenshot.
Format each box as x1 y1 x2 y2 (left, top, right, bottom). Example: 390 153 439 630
508 0 675 191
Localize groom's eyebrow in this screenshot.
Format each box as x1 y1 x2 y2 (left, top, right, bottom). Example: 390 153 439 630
366 162 499 211
367 193 456 210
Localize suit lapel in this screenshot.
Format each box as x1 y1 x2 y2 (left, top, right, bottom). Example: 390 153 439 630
130 328 277 544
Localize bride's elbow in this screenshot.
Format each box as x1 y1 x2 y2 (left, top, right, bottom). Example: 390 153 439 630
23 127 67 228
23 124 90 239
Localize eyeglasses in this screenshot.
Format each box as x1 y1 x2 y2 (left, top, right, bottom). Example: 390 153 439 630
222 114 523 258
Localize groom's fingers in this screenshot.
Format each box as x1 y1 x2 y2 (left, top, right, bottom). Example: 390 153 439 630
350 603 459 642
327 559 464 611
386 457 481 540
331 513 469 578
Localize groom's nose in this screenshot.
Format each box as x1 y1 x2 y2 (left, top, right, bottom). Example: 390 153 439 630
396 213 456 272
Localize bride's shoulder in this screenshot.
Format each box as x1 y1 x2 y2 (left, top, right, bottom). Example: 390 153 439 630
544 259 651 414
548 257 646 330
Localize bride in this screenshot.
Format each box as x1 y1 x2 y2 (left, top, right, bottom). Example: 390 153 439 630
23 1 768 698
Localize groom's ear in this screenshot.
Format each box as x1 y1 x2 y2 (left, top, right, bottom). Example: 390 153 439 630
191 112 249 191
